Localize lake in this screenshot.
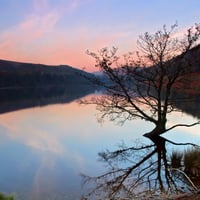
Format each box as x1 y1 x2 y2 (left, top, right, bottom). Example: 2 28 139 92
0 89 200 199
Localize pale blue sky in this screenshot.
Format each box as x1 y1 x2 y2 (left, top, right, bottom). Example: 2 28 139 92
0 0 199 71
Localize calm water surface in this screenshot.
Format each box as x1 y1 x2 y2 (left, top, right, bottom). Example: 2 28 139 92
0 95 200 199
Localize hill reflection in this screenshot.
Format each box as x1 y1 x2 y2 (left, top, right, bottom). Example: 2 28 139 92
0 86 199 119
0 86 95 114
172 93 200 119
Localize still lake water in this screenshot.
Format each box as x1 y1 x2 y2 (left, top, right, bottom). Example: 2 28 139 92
0 93 200 199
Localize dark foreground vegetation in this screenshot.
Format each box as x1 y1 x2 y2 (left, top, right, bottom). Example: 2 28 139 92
171 148 200 187
0 193 14 200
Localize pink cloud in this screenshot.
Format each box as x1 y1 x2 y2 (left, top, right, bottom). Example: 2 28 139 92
0 7 60 60
0 0 136 72
19 11 60 39
0 24 136 72
30 27 134 71
33 0 49 12
65 0 92 13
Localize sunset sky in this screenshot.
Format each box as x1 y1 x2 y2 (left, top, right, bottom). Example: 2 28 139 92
0 0 199 71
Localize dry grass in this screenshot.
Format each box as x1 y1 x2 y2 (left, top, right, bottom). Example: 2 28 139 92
174 193 200 200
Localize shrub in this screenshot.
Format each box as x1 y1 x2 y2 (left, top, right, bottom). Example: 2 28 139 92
0 193 15 200
170 151 183 169
184 148 200 178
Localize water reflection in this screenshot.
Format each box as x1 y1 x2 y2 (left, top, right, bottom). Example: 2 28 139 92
0 91 199 199
0 86 94 114
0 97 147 199
172 94 200 119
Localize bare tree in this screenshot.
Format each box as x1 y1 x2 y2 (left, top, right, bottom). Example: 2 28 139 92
81 23 200 199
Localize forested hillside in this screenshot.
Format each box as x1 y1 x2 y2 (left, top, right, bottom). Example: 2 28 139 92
0 59 93 88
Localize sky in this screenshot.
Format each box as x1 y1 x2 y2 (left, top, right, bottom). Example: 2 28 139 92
0 0 199 72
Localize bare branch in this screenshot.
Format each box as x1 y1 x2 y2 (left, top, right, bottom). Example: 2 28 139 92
166 121 200 133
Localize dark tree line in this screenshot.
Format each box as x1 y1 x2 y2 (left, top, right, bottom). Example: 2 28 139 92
0 60 93 88
0 70 92 88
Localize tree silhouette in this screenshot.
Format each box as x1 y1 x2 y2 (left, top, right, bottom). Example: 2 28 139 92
81 23 200 199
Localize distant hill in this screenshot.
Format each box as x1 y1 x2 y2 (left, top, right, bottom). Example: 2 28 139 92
184 44 200 72
0 59 94 89
172 44 200 95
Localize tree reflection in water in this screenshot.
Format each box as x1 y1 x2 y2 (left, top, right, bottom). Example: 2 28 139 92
81 136 199 199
